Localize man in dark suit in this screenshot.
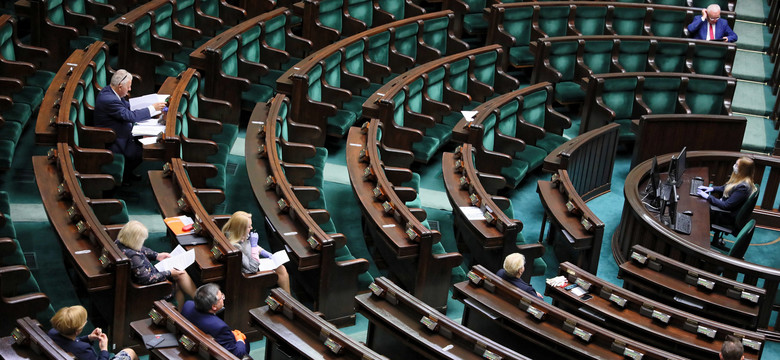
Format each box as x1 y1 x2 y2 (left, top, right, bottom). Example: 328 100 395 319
94 69 166 184
181 284 250 358
687 4 738 42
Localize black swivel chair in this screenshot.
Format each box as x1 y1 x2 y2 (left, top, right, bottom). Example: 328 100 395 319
711 185 758 245
713 219 756 260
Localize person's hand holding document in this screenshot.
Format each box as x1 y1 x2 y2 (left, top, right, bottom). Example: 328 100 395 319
155 245 195 272
257 250 290 272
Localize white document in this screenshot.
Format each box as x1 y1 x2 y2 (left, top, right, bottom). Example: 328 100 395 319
155 245 195 272
138 137 158 145
460 206 486 221
461 110 478 122
129 93 168 111
257 250 290 271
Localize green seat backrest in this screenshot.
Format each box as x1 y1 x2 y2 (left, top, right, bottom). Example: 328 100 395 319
178 93 190 137
367 31 391 66
582 40 613 75
601 77 638 119
617 40 650 72
67 0 87 14
548 40 578 81
93 48 109 89
448 58 471 94
653 41 687 73
154 2 176 40
393 22 419 60
425 66 446 102
650 9 686 37
692 0 727 8
73 83 86 131
0 20 15 61
538 6 570 38
175 0 197 28
498 99 519 137
134 15 154 51
264 13 288 52
220 39 239 77
185 75 199 118
642 77 681 114
472 50 498 88
200 0 220 17
521 90 547 128
685 78 726 114
378 0 405 21
502 7 534 46
611 7 646 35
463 0 487 16
307 65 324 102
239 25 263 64
421 16 451 56
323 51 342 88
653 0 686 5
406 78 424 114
347 0 373 28
278 101 290 142
392 90 406 127
575 6 607 35
319 0 344 32
344 40 365 77
47 0 66 26
81 65 96 109
692 44 727 76
483 112 497 151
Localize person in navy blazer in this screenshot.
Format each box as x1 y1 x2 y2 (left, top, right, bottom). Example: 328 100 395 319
181 284 250 358
94 69 166 183
687 4 737 42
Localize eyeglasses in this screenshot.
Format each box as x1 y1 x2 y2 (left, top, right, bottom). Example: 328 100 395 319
119 73 129 86
708 16 720 21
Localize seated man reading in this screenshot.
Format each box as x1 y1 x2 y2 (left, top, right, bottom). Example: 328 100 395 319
181 284 249 358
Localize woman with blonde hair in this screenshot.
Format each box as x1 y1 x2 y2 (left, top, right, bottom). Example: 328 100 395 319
116 220 196 305
48 305 137 360
222 211 290 293
697 157 756 248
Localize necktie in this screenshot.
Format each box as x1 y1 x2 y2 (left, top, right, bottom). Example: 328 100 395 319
709 23 715 40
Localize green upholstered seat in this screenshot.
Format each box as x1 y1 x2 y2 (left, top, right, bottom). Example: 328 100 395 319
378 0 407 20
521 90 566 153
494 101 546 170
617 40 650 72
319 0 344 33
367 30 391 68
574 6 607 35
742 115 778 153
582 40 613 75
653 41 688 73
0 192 16 240
685 78 728 115
0 22 54 90
500 201 546 276
537 6 570 38
649 9 687 37
692 44 729 76
69 83 125 183
462 0 489 34
0 140 14 169
323 52 365 116
545 39 590 103
393 22 419 63
652 0 686 5
601 77 639 139
92 199 130 225
1 102 32 126
308 65 356 136
183 74 239 150
421 15 454 55
0 121 23 144
642 77 681 114
347 0 373 28
472 51 501 92
554 82 585 104
501 7 534 67
484 112 529 186
611 7 646 35
303 147 329 190
219 38 272 108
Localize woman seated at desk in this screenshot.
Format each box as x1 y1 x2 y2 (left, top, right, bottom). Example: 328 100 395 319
116 221 197 306
696 156 755 249
222 211 291 293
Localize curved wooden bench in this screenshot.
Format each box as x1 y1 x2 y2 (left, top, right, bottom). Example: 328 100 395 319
443 144 546 279
346 118 462 311
245 95 370 326
0 317 71 360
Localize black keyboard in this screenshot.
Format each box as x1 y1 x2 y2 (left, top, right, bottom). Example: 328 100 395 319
689 178 703 196
673 213 692 235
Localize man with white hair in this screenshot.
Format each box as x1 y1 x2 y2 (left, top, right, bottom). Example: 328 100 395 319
94 69 166 184
687 4 737 42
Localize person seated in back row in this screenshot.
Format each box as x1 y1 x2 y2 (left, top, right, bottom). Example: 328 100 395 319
48 305 137 360
181 283 250 359
697 157 755 249
687 4 737 42
496 253 543 298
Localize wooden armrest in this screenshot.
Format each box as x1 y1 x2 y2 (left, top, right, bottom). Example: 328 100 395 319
0 77 23 96
13 41 50 65
0 265 31 289
281 163 316 185
278 140 316 164
0 237 16 257
383 166 414 186
63 9 97 32
180 137 219 162
71 147 115 173
393 186 418 203
186 116 223 140
408 207 427 222
197 93 232 120
77 173 117 198
172 19 202 45
321 82 352 107
76 124 116 149
238 57 269 83
291 186 321 206
87 199 125 223
0 59 36 79
151 34 183 58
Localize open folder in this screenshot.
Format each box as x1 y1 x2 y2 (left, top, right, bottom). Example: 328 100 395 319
257 250 290 272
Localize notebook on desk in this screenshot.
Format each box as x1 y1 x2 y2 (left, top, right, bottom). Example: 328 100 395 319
176 234 208 246
142 333 178 349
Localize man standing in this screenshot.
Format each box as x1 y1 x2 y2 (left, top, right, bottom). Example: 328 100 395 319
94 69 166 184
181 284 250 358
687 4 738 42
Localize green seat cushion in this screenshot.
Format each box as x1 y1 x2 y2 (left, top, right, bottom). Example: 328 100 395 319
263 69 286 88
501 158 530 188
554 82 585 104
463 13 488 34
101 153 125 184
155 60 188 83
211 123 238 149
615 119 635 140
403 172 423 209
742 115 779 154
412 135 441 163
0 140 14 168
508 46 535 67
204 163 226 190
93 199 130 225
10 86 44 110
240 83 274 109
514 144 546 170
0 213 16 240
341 97 365 116
303 147 328 189
517 232 547 276
1 102 32 125
326 110 357 137
26 70 56 90
536 133 568 153
0 121 22 142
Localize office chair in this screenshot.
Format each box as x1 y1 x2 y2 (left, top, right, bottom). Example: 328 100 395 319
713 219 755 260
711 185 758 246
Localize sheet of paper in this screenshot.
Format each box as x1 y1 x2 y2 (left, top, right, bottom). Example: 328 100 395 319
132 124 166 136
129 94 168 111
461 110 478 122
257 250 290 271
460 206 486 221
138 137 158 145
155 245 195 272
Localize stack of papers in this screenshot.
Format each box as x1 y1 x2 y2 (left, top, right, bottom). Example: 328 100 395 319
130 93 168 137
154 245 195 272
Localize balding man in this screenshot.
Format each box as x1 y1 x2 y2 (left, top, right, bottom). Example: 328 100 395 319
94 70 166 185
687 4 737 42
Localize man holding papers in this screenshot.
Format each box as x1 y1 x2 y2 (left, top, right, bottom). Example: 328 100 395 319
115 221 196 306
94 69 167 184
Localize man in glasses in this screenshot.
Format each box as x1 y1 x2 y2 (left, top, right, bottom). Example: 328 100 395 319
94 69 167 185
181 283 251 358
687 4 737 42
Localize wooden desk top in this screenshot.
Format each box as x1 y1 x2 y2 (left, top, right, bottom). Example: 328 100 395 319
644 167 711 249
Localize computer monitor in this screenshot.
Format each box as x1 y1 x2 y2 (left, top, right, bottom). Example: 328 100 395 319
645 156 659 197
675 147 687 187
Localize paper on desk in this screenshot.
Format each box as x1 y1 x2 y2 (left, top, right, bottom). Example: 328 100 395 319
129 94 168 111
460 206 486 221
257 250 290 271
132 124 165 136
461 110 478 122
138 137 158 145
155 245 195 272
